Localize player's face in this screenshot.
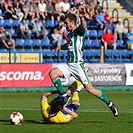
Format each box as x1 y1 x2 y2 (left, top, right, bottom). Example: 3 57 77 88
64 18 73 32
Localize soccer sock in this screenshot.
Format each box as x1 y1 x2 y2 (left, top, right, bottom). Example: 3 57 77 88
97 90 110 105
72 92 79 102
52 77 66 94
76 84 84 92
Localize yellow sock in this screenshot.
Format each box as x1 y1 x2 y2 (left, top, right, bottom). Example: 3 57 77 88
69 80 82 92
72 92 79 102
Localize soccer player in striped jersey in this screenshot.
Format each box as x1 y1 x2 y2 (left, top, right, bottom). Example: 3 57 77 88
49 7 118 117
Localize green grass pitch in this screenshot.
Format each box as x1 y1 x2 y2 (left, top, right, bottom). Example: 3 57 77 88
0 90 133 133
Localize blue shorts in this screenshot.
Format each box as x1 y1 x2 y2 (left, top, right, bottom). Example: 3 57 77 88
61 104 78 114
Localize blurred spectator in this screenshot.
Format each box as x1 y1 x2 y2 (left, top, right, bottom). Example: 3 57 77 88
96 10 106 29
14 1 24 21
60 0 70 14
71 0 79 10
38 0 47 20
115 18 125 40
86 1 95 20
18 19 31 39
22 1 35 20
51 27 62 46
94 1 103 14
46 0 55 22
32 17 47 39
54 0 65 21
30 0 39 19
56 20 67 40
101 28 116 50
104 18 116 39
3 0 18 19
104 10 112 24
0 27 15 49
125 27 133 50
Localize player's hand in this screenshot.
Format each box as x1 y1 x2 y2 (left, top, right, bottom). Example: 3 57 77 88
79 6 86 18
53 46 61 55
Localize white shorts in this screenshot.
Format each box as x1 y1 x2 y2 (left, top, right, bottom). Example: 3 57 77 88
54 63 90 84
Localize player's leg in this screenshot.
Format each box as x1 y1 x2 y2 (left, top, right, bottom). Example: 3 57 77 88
49 67 66 94
77 63 118 117
84 83 118 117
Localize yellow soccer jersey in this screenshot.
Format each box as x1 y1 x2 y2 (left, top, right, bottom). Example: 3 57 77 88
41 100 71 124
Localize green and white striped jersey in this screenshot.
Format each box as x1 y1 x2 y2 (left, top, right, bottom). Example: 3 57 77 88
67 26 86 63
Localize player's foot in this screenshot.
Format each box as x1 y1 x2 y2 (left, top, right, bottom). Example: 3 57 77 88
108 101 119 117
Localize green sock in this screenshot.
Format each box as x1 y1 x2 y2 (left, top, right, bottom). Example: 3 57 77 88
52 77 66 94
97 90 110 105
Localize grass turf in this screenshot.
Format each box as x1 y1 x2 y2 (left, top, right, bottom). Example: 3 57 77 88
0 90 133 133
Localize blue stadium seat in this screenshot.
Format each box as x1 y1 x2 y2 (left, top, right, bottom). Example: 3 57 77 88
89 50 100 63
54 20 59 26
112 50 122 63
3 19 13 27
83 50 89 63
0 19 4 26
91 39 101 48
15 39 25 47
85 30 90 38
43 50 54 63
12 20 20 28
84 39 92 49
45 20 55 28
121 50 131 63
6 28 16 37
61 39 67 45
89 30 98 38
59 50 68 63
83 50 100 63
86 20 91 29
97 30 104 38
116 40 127 49
42 39 50 47
33 39 42 46
105 50 113 63
24 39 33 46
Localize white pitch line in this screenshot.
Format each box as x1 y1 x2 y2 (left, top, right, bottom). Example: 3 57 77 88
0 108 133 113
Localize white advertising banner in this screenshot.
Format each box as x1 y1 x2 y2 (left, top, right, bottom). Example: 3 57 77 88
53 63 126 86
85 64 126 86
125 64 133 85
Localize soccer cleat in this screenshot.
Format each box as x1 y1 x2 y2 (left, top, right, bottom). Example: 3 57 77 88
108 101 119 117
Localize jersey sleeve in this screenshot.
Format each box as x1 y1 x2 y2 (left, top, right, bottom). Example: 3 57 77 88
76 26 86 36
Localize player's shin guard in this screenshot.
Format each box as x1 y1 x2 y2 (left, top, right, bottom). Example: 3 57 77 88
52 77 66 94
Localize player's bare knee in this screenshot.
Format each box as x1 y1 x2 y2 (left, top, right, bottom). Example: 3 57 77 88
49 68 58 79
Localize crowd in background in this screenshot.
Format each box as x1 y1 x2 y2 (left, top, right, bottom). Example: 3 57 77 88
0 0 133 51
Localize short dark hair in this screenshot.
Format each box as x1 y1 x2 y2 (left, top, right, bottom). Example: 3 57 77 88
50 100 64 113
65 13 77 25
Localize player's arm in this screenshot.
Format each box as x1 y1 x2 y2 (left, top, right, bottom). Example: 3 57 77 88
54 44 67 54
41 91 59 101
79 6 86 30
63 106 78 120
